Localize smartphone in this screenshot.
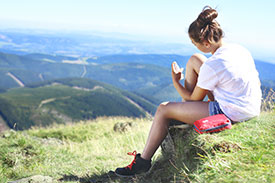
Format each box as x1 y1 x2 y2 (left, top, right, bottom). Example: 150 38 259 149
172 61 184 80
172 61 181 74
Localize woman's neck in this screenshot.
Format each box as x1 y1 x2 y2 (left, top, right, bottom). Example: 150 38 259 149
211 40 223 54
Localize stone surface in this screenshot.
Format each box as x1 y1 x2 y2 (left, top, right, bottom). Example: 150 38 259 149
161 123 193 156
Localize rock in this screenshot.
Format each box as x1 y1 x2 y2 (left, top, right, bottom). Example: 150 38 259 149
160 131 175 157
113 122 136 132
8 175 54 183
2 129 16 138
161 121 192 157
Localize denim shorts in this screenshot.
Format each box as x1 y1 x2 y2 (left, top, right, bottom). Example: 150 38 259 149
209 101 224 116
209 101 248 123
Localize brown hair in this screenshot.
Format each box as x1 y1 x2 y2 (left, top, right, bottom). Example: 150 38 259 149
188 6 223 44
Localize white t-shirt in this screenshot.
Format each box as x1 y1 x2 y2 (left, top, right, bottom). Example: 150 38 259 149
197 43 262 121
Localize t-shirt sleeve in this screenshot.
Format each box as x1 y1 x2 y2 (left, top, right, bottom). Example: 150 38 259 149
197 63 218 91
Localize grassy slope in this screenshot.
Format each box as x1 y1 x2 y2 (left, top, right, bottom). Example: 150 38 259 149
0 117 157 183
179 112 275 183
0 112 274 183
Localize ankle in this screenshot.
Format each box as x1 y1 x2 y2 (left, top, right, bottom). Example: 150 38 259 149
140 154 151 161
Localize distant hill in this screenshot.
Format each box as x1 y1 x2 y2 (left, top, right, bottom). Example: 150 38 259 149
0 51 182 102
0 51 84 86
87 54 191 68
0 78 157 130
89 54 275 84
0 51 274 102
254 60 275 81
89 54 275 89
25 53 78 63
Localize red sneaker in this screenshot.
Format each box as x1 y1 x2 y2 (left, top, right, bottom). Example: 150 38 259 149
115 151 151 177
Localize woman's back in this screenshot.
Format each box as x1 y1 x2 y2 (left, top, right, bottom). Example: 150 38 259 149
198 43 262 121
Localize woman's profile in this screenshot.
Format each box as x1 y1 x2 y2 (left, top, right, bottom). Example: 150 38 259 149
114 6 262 177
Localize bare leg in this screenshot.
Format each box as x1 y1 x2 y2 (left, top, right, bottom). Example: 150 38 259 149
184 53 214 101
141 54 210 160
184 53 207 92
141 101 209 160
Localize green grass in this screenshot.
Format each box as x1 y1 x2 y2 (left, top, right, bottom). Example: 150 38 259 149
192 112 275 183
167 112 275 183
0 112 274 183
0 117 160 183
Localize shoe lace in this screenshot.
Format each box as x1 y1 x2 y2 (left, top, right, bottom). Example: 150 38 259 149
125 150 137 170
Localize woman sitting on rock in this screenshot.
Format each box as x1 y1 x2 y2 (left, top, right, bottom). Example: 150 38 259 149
115 6 262 177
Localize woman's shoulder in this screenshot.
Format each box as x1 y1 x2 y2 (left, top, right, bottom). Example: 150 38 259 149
217 43 251 55
205 42 255 75
209 43 252 62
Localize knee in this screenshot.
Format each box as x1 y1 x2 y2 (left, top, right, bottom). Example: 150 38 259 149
192 53 206 60
188 53 206 64
187 53 207 72
156 101 170 117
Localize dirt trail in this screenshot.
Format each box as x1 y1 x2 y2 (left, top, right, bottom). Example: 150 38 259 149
38 98 56 108
39 73 44 81
72 85 103 92
6 72 25 87
38 96 71 108
123 96 152 117
81 65 87 78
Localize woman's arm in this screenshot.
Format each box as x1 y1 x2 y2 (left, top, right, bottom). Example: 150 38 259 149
173 79 208 101
171 63 208 101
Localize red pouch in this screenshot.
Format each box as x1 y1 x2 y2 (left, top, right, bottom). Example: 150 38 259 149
194 114 232 134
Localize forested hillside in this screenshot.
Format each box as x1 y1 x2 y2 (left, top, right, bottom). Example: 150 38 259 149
0 52 184 102
0 78 157 130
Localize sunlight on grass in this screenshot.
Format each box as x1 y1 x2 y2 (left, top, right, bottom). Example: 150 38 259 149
188 112 275 183
0 111 274 182
0 116 162 182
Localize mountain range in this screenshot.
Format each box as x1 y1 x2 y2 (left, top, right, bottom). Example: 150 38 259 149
0 29 194 57
0 29 274 131
1 51 275 92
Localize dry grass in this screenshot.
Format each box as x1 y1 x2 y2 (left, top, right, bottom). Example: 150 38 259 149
261 88 275 112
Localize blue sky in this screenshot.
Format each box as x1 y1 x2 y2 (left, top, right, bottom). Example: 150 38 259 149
0 0 274 63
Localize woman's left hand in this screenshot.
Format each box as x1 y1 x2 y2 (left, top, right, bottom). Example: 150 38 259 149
171 62 184 83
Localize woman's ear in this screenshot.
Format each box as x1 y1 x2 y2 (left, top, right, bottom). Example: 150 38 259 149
203 41 211 48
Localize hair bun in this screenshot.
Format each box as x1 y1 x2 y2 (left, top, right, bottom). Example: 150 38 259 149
188 6 223 43
197 6 218 27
